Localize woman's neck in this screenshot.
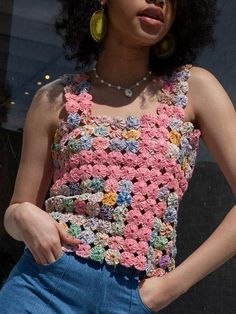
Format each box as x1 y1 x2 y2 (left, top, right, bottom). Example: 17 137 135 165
95 37 151 88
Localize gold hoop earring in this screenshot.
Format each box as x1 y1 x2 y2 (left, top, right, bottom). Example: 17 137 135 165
90 2 107 43
154 33 176 59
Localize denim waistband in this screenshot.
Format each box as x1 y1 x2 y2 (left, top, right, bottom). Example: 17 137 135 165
72 250 147 280
23 246 147 281
103 260 147 281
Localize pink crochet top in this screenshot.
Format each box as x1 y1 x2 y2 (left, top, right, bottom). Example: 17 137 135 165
44 64 201 278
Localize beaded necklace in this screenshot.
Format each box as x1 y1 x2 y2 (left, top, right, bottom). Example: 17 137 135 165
92 66 152 98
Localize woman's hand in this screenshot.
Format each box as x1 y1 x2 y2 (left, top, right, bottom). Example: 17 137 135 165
138 273 184 312
12 202 81 265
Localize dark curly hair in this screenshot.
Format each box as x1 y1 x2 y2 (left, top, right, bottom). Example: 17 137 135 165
55 0 219 76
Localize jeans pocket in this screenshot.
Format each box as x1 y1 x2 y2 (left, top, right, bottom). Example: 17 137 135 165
23 247 66 271
134 283 158 314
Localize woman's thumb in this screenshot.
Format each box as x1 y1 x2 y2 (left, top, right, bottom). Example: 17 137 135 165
56 223 81 245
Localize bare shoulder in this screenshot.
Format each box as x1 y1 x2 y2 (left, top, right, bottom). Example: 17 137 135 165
189 65 216 79
187 65 232 129
27 78 66 132
188 65 223 99
33 78 64 107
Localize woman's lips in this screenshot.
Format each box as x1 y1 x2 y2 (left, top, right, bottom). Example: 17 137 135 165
137 15 164 26
137 6 164 27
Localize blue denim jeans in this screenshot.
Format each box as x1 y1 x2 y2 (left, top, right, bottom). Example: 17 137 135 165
0 247 159 313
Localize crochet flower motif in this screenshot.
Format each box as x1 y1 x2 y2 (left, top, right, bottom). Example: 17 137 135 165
45 64 201 278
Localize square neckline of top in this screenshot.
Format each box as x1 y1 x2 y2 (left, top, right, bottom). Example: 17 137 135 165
59 65 201 135
83 70 167 123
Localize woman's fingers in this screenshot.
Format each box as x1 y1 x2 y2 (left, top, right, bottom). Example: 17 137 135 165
23 219 80 266
30 249 47 265
52 245 64 261
32 252 42 264
44 250 57 264
56 222 81 246
32 249 59 265
27 239 62 265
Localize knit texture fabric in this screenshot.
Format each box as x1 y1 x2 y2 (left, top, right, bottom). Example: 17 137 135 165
45 64 201 278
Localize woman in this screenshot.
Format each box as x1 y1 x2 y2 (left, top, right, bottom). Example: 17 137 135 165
1 0 236 313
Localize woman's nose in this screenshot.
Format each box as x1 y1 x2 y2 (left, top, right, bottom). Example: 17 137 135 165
146 0 166 7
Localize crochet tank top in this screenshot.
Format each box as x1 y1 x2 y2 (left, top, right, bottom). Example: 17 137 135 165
44 64 201 278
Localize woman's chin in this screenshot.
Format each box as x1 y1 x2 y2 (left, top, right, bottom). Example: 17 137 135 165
134 32 164 48
133 22 164 45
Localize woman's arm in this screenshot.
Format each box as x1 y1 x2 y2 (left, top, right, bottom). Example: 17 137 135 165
4 80 81 264
139 66 236 313
165 66 236 294
4 80 61 240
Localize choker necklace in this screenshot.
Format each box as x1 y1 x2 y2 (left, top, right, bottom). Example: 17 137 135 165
92 67 152 98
